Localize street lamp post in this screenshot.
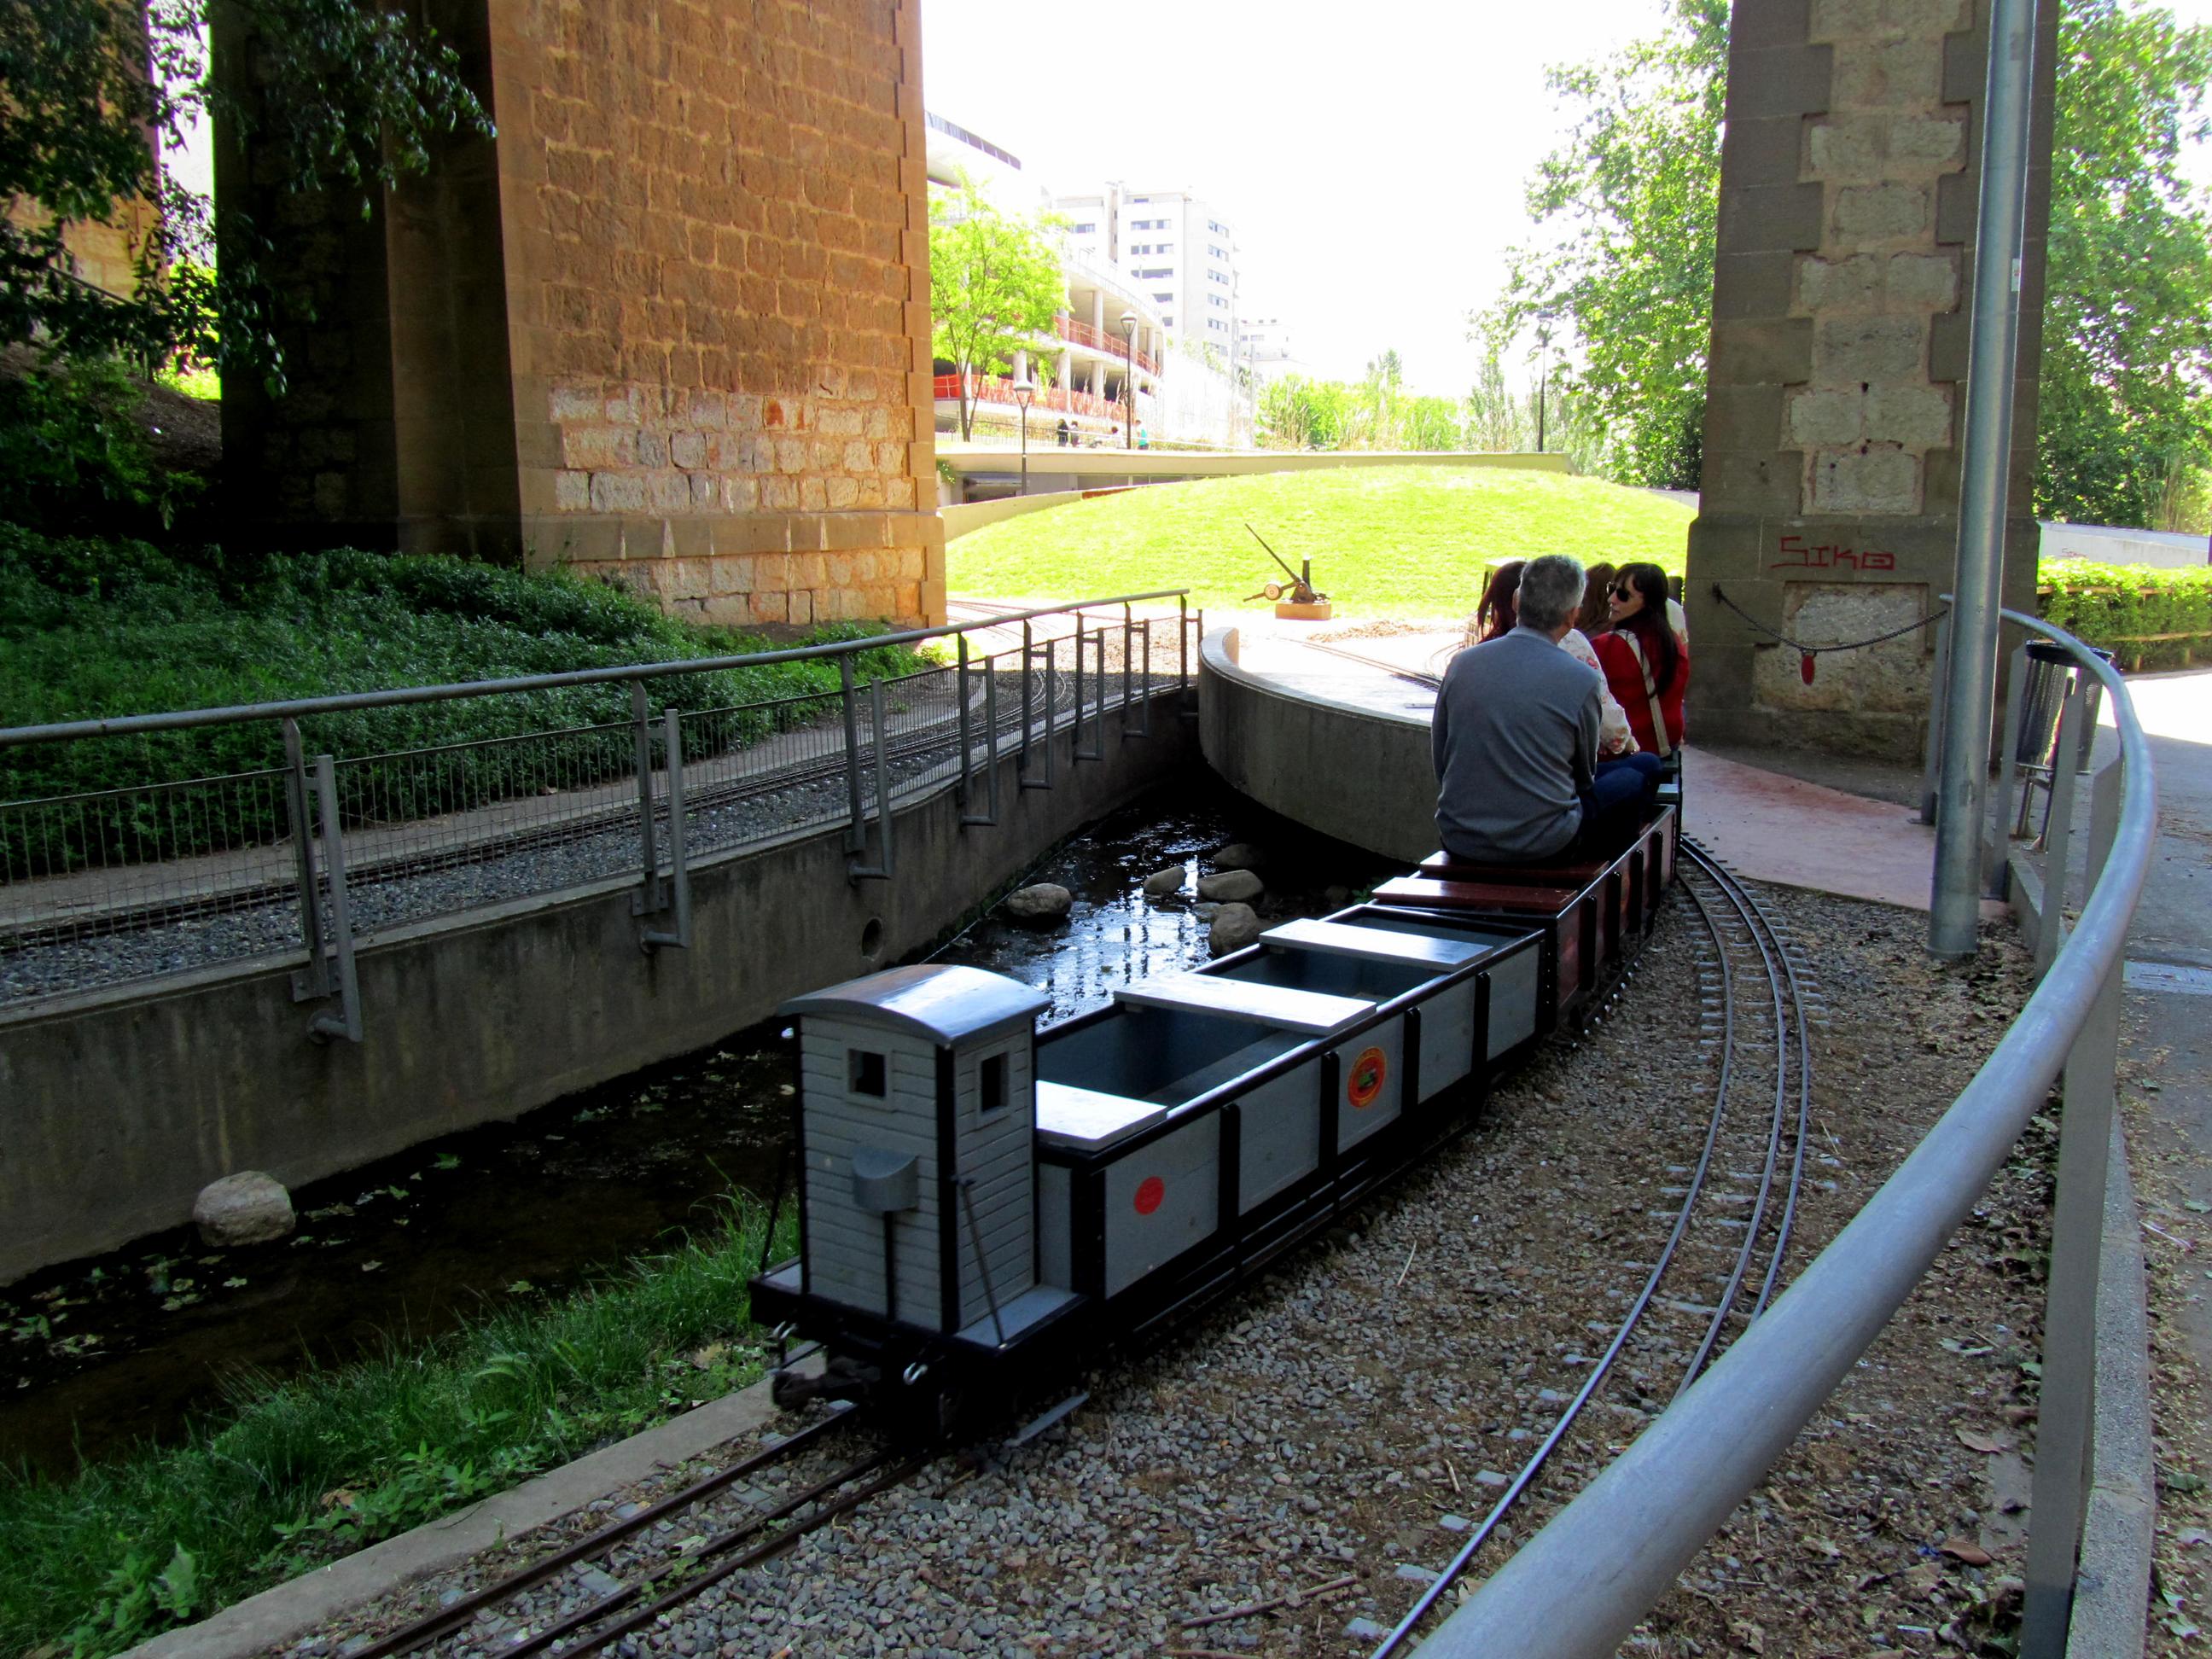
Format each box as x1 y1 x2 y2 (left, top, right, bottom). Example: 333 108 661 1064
1534 310 1557 454
1012 376 1036 495
1120 309 1138 451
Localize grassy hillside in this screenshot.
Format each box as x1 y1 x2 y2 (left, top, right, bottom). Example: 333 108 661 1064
946 464 1695 617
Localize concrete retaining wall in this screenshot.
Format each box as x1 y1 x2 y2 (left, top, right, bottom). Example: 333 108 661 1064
945 448 1570 498
0 701 1195 1284
1197 629 1434 864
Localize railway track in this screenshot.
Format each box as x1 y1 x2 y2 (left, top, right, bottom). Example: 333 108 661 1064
333 1402 937 1659
1371 838 1817 1656
2 650 1164 971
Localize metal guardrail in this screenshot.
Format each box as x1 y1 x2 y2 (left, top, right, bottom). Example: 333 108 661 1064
0 591 1198 1038
1421 609 2155 1657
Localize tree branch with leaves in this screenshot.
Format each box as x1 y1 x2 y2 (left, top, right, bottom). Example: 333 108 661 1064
927 175 1065 442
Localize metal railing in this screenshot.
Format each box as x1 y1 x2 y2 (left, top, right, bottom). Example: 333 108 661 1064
1422 608 2154 1657
0 591 1199 1037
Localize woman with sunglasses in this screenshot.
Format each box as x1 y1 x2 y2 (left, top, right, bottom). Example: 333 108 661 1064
1591 563 1688 756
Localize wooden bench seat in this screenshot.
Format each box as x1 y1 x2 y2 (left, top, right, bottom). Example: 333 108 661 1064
1418 852 1611 886
1371 875 1582 914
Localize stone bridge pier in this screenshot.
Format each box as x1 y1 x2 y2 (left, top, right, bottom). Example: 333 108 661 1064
1685 0 2058 760
215 0 946 628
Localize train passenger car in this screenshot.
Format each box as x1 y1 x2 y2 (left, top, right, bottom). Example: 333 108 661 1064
752 808 1675 1430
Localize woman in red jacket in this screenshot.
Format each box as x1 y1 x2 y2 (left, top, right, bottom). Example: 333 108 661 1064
1591 562 1687 755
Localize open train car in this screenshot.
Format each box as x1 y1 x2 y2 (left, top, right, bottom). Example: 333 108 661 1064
750 807 1676 1432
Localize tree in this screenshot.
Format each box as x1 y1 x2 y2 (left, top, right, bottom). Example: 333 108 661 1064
928 175 1065 441
2037 0 2212 529
0 0 492 385
1486 0 1724 491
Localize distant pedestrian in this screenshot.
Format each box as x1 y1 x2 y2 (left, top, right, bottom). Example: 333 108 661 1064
1056 417 1070 447
1137 423 1150 449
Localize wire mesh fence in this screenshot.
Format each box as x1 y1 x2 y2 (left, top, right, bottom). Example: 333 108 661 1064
0 594 1197 1016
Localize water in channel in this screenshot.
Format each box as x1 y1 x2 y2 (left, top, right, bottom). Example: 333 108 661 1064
0 782 1391 1476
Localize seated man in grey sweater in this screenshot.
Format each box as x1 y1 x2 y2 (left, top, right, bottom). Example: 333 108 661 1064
1431 553 1662 862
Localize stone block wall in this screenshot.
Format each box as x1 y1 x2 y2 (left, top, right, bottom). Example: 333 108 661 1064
218 0 945 629
1686 0 2055 760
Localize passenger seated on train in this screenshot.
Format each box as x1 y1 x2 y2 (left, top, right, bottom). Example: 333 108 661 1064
1591 562 1689 758
1432 554 1663 864
1466 561 1639 759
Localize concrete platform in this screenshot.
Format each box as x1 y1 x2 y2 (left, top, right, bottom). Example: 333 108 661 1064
1199 614 1994 914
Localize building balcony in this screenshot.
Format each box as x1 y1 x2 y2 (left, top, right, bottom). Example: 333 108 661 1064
934 373 1144 423
1054 313 1157 375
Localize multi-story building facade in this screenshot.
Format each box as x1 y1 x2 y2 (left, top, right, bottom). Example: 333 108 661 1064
1237 317 1311 387
923 120 1167 440
1058 186 1243 368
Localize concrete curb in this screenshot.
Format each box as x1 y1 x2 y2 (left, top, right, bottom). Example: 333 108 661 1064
2011 849 2157 1656
2065 1117 2157 1658
123 1376 789 1659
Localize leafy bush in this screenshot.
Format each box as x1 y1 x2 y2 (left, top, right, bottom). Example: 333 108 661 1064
0 359 200 534
0 1201 795 1659
2036 559 2212 671
0 531 922 871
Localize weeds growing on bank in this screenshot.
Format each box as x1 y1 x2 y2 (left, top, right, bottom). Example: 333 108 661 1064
0 1199 798 1659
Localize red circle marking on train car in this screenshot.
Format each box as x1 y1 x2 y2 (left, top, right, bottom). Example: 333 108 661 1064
1347 1046 1388 1109
1133 1176 1166 1214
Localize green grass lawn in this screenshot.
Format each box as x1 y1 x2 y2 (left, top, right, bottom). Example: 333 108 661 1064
946 464 1695 618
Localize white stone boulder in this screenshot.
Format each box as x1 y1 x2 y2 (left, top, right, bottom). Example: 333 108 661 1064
1208 903 1263 955
1211 842 1264 871
194 1171 296 1248
1142 865 1186 896
1004 883 1074 924
1196 870 1264 903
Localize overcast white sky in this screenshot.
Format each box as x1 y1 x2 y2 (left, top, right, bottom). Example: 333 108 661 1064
922 0 2212 397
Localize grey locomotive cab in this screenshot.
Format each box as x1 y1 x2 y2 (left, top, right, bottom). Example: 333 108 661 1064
777 965 1068 1344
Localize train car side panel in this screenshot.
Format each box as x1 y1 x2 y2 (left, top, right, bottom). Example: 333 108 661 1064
1103 1115 1222 1297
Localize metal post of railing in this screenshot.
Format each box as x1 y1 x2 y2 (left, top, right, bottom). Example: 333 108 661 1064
639 707 690 952
1920 610 1952 825
1131 617 1153 738
1018 620 1034 771
847 678 894 882
963 650 999 828
839 655 867 852
281 717 330 1002
306 755 362 1045
1033 632 1057 789
1987 642 2029 894
956 634 973 809
2022 758 2125 1656
1121 602 1134 734
1070 613 1086 754
1179 595 1190 692
631 680 660 889
1930 0 2039 957
2036 681 2087 975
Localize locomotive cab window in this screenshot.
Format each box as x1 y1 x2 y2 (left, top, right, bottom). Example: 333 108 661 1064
847 1048 887 1098
979 1052 1009 1115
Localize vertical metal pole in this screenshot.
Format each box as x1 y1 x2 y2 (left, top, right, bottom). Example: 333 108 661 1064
282 717 329 998
1930 0 2039 957
631 680 659 889
1019 620 1034 772
2022 760 2125 1658
642 707 691 950
1919 611 1952 825
982 655 999 821
1179 594 1190 691
2036 683 2086 975
840 655 866 852
1987 643 2029 890
957 634 972 807
870 678 894 876
1135 619 1154 737
1071 614 1086 753
307 755 362 1044
1121 602 1134 733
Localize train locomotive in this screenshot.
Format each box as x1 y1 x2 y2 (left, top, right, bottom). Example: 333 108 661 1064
753 806 1678 1434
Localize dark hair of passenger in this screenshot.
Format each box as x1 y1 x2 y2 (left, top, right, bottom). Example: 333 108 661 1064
1615 562 1679 695
1476 560 1526 642
1577 562 1616 635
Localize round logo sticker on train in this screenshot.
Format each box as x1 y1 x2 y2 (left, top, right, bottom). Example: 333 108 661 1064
1133 1175 1166 1215
1347 1046 1388 1109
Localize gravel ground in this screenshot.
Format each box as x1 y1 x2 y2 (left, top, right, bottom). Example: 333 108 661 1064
286 882 2050 1659
0 673 1176 1006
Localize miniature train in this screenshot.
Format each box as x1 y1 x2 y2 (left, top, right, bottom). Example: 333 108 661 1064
751 806 1679 1435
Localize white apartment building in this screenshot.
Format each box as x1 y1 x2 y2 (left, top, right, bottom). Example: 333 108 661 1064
1057 186 1243 367
1238 317 1312 386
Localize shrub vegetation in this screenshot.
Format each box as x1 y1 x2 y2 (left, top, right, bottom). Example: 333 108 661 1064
0 1202 795 1659
2038 560 2212 670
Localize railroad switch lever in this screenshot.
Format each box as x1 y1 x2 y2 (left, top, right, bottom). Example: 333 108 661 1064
1243 522 1332 620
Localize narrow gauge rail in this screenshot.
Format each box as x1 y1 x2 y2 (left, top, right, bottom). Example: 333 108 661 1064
1371 841 1816 1656
0 639 1150 990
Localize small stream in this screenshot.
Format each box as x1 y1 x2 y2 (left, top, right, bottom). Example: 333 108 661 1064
0 783 1390 1476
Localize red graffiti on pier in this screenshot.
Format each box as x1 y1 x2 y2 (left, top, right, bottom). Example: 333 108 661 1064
1771 535 1896 573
